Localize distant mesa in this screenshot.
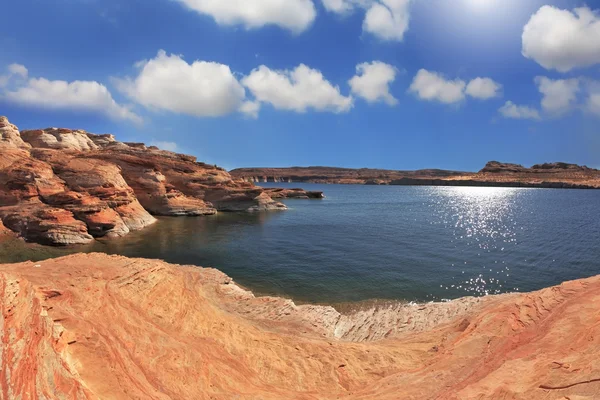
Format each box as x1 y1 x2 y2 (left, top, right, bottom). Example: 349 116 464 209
480 161 594 174
479 161 529 174
231 162 600 189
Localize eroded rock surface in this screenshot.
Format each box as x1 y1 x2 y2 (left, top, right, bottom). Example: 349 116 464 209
264 187 325 199
0 117 287 245
0 253 599 399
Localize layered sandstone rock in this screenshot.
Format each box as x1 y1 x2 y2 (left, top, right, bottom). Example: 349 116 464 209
20 128 99 151
232 163 600 188
0 117 287 245
0 253 599 399
231 166 467 184
0 219 10 236
480 161 530 174
264 187 325 199
0 116 30 149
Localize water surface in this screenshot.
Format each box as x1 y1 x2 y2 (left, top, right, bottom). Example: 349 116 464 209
1 184 599 304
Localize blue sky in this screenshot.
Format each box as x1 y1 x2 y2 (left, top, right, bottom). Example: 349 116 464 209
1 0 600 171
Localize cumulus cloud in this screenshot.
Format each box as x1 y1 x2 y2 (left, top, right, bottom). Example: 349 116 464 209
150 140 179 152
242 64 353 113
465 77 502 100
349 61 397 105
7 64 28 79
535 76 580 116
321 0 359 13
409 70 502 104
3 76 141 124
522 6 600 72
174 0 316 33
498 101 541 120
584 80 600 116
363 0 411 41
322 0 411 41
588 93 600 116
408 69 466 104
116 50 246 118
239 100 261 119
0 63 28 87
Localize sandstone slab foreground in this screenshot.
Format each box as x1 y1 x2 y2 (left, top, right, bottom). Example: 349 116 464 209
0 253 599 399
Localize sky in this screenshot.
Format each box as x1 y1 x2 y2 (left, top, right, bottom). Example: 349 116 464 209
1 0 600 171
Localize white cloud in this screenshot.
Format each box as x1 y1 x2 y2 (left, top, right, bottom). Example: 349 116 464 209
116 50 246 118
239 100 261 118
349 61 398 105
150 140 179 152
242 64 353 113
585 80 600 116
0 63 28 87
498 101 541 120
588 93 600 116
363 0 411 41
535 76 580 116
322 0 411 41
322 0 369 13
322 0 353 13
174 0 316 33
7 64 28 79
522 6 600 72
465 77 502 100
408 69 466 104
4 77 141 124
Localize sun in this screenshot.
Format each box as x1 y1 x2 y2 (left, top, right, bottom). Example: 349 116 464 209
465 0 496 10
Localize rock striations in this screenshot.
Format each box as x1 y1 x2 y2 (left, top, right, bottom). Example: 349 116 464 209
232 162 600 189
0 117 290 245
0 253 599 399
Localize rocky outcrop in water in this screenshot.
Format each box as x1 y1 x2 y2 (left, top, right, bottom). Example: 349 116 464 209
264 187 325 199
0 117 287 245
1 253 599 399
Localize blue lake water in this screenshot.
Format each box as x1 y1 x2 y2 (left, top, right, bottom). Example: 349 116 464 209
1 183 599 304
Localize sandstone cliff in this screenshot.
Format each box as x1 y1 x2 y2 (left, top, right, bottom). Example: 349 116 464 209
0 117 290 245
231 166 466 185
0 253 599 399
231 162 600 189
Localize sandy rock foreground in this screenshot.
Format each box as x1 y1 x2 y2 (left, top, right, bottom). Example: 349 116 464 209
0 253 598 399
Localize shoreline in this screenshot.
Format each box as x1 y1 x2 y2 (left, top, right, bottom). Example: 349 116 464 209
0 232 514 308
257 178 600 190
1 252 599 398
231 162 600 190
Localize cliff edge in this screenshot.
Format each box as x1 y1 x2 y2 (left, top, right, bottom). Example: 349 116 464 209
0 116 290 245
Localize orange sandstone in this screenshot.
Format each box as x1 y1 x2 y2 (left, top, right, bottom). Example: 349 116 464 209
0 253 599 399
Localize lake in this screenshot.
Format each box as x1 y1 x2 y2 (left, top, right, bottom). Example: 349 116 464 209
1 183 599 304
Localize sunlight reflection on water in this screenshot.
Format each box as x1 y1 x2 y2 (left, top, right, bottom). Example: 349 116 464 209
428 187 523 298
1 185 599 304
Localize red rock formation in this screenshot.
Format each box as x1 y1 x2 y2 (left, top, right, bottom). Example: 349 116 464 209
0 117 287 245
480 161 530 173
1 253 599 399
232 163 600 189
231 166 466 184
